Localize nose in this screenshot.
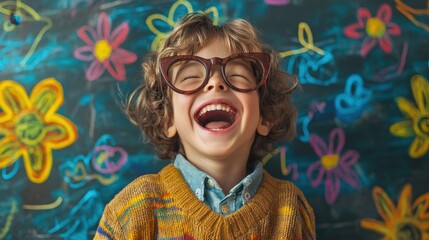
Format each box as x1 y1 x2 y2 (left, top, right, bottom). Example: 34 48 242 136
204 66 228 92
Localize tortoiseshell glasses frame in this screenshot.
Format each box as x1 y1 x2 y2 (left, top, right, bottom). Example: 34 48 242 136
159 52 271 94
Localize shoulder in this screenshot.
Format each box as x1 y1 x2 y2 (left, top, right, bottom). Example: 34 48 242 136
263 171 316 238
95 166 174 239
262 171 314 217
263 170 308 200
106 165 175 213
119 171 163 195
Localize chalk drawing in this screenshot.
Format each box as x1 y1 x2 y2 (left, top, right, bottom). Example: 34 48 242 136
335 74 372 123
307 128 360 205
23 196 63 210
262 146 298 180
280 22 324 58
390 75 429 159
361 184 429 239
396 0 429 32
74 12 137 81
0 0 52 65
0 200 17 239
146 0 219 51
0 78 77 183
60 134 127 188
344 4 401 57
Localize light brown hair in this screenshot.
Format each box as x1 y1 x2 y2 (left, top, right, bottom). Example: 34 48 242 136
126 13 298 162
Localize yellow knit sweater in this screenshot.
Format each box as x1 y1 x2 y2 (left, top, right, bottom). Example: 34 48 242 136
94 164 316 239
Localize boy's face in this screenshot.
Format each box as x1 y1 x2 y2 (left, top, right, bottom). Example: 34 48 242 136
166 37 271 162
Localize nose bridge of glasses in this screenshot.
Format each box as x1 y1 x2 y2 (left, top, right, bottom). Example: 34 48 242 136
206 57 224 79
209 57 224 65
203 57 227 90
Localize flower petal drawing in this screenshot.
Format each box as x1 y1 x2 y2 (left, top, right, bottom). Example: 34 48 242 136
344 4 401 57
390 75 429 159
409 136 429 158
307 128 360 204
412 75 429 112
309 134 328 158
146 0 219 51
361 184 429 239
0 78 77 183
74 12 137 81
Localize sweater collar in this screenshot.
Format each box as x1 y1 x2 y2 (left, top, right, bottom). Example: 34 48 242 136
160 164 278 237
173 154 263 203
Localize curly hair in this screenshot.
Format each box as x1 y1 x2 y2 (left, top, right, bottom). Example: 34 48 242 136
125 13 298 161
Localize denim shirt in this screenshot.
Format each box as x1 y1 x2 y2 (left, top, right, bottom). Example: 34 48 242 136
173 154 263 216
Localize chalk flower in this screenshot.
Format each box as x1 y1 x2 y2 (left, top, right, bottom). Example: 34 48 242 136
390 75 429 158
0 78 77 183
74 12 137 81
361 184 429 239
146 0 219 51
307 128 360 205
344 3 401 57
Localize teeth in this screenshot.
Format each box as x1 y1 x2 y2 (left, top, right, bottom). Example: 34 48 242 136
198 103 235 116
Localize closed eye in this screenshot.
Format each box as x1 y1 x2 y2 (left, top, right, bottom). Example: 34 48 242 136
182 75 203 81
227 73 253 82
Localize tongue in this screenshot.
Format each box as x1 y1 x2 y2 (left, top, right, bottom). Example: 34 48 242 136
205 121 231 129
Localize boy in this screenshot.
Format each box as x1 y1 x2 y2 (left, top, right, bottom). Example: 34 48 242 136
95 13 315 239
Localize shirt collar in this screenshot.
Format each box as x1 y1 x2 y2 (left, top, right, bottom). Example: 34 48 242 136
173 154 263 202
173 154 207 201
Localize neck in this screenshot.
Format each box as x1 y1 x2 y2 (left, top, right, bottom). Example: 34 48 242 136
186 154 248 194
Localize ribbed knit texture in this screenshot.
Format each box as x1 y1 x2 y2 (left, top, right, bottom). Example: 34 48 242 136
94 164 316 239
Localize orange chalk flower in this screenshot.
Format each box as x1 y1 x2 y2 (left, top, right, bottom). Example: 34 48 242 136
390 75 429 158
361 184 429 240
0 78 77 183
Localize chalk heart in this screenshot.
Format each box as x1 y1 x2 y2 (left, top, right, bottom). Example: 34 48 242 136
336 94 362 114
308 52 336 81
72 162 89 178
62 155 89 182
92 145 127 174
294 51 337 85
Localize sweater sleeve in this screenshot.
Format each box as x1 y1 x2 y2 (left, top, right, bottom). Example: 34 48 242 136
297 190 316 239
94 203 127 240
93 175 160 239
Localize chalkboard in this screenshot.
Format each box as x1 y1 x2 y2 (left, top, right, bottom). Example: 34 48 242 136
0 0 428 239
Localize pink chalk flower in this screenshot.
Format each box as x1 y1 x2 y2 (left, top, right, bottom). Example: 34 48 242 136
307 128 360 205
74 12 137 81
344 4 401 57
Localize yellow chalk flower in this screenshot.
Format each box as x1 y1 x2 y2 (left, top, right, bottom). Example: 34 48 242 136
390 75 429 158
0 78 77 183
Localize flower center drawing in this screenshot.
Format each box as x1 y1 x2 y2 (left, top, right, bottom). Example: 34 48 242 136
414 113 429 138
366 17 386 38
395 221 422 240
94 40 112 62
14 113 46 146
321 154 339 170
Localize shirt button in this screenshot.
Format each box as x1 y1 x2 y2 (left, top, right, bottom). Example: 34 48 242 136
244 192 251 201
195 188 202 197
207 178 215 187
221 204 230 215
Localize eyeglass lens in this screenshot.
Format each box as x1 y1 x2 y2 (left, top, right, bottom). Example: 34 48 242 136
167 56 264 92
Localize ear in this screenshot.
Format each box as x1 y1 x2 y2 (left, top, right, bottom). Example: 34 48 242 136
257 117 272 136
165 123 177 138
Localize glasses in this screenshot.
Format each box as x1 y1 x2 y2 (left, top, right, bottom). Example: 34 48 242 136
160 53 270 94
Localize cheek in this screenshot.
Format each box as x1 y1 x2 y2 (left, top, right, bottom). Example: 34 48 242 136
171 94 194 122
245 93 261 110
241 93 261 120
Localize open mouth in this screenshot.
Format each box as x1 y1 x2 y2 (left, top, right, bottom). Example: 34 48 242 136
195 103 237 130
